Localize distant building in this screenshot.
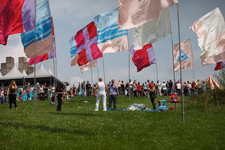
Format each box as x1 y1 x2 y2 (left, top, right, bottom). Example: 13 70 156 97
1 56 34 76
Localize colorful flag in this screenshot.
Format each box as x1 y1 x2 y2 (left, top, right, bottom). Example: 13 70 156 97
214 61 225 71
0 0 35 45
21 0 53 58
132 8 171 50
173 39 193 71
190 7 225 66
94 8 128 53
74 21 103 66
130 43 156 72
69 35 78 66
80 60 98 73
28 17 55 65
118 0 178 30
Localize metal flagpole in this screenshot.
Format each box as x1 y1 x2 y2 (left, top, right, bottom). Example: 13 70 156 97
34 0 37 111
168 8 176 93
177 3 184 122
97 60 99 79
91 68 93 95
102 57 106 83
126 31 130 101
192 47 195 80
155 61 159 81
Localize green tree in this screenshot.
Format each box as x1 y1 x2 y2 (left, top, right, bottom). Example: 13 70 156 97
214 69 225 88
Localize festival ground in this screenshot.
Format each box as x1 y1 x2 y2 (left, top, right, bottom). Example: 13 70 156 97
0 95 224 150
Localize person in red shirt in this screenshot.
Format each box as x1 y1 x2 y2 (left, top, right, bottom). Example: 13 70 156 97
149 82 156 110
137 82 142 97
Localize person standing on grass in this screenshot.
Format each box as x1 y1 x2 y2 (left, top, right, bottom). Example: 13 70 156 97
7 80 17 111
108 79 118 110
56 84 64 111
149 82 156 110
94 77 108 111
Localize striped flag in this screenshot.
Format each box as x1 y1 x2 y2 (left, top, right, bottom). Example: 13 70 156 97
130 43 156 72
69 35 78 66
28 17 56 65
0 0 35 45
75 21 103 66
21 0 53 58
80 60 97 73
94 8 128 53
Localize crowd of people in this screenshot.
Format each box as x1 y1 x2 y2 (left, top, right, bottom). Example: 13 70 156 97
1 78 209 111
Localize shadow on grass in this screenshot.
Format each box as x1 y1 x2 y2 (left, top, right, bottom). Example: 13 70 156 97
0 122 92 135
50 112 102 117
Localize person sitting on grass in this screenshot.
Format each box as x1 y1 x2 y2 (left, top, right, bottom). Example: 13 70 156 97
158 100 169 111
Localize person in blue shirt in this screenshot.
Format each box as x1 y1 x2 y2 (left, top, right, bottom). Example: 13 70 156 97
108 79 118 110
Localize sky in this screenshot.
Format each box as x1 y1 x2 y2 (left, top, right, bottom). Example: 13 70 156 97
0 0 225 86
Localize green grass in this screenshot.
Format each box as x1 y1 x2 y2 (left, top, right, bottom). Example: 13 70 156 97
0 95 224 150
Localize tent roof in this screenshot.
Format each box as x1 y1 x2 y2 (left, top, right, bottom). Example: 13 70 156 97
27 63 52 78
22 70 28 77
206 75 222 90
48 68 54 76
0 71 2 78
0 66 25 80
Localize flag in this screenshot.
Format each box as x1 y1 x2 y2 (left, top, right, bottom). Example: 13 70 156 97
69 35 78 66
173 39 193 71
80 60 97 73
190 7 225 66
214 61 225 71
21 0 53 58
118 0 178 30
130 43 156 72
75 21 103 66
93 8 128 53
28 17 55 65
132 8 171 50
0 0 35 45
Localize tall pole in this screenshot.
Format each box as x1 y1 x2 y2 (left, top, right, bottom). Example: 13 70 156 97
97 60 99 79
177 3 184 122
168 9 176 93
34 0 37 111
127 31 130 101
102 57 106 83
155 62 159 81
91 68 93 94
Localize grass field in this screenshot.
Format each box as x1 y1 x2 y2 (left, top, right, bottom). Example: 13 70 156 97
0 95 224 150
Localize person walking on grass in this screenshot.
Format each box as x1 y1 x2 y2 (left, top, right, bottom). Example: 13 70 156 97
7 80 17 111
94 77 108 111
56 84 64 111
149 82 156 110
108 79 118 110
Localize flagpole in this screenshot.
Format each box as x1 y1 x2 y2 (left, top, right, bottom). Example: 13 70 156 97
102 57 106 83
155 62 159 81
127 31 130 101
168 8 176 94
177 3 184 122
97 60 99 79
192 48 195 80
34 0 37 111
91 68 93 95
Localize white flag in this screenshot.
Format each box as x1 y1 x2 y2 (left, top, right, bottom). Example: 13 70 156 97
190 7 225 65
132 8 171 50
80 60 97 73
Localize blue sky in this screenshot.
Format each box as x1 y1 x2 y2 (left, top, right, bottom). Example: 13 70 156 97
0 0 225 86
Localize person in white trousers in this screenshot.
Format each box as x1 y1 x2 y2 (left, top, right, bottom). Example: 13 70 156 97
94 77 108 111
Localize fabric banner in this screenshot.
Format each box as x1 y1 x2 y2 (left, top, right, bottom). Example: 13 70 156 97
214 61 225 71
94 8 128 53
130 43 156 72
132 8 171 50
21 0 53 58
118 0 178 30
173 39 193 71
0 0 35 45
69 35 78 66
80 60 97 73
28 17 55 65
190 7 225 65
75 21 103 66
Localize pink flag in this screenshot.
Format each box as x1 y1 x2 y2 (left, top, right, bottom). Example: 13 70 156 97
0 0 35 45
118 0 178 30
80 60 97 73
190 7 225 66
173 39 193 71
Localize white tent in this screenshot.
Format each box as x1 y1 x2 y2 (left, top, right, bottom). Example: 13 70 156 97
27 63 52 78
0 66 24 80
22 69 28 77
0 71 2 78
48 68 54 76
